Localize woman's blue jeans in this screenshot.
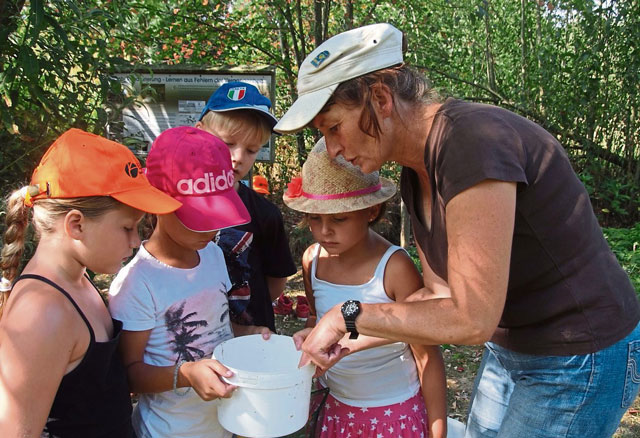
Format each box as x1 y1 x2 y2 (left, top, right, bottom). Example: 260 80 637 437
465 321 640 438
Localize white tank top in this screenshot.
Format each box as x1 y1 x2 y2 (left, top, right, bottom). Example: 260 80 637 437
311 244 420 407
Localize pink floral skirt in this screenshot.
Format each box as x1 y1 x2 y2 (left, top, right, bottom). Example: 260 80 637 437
316 391 429 438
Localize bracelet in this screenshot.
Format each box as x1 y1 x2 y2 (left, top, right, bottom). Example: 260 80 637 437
173 359 191 396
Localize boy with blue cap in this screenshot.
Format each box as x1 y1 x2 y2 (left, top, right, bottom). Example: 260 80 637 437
196 82 297 332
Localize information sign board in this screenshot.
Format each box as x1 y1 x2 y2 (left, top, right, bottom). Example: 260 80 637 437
111 66 276 162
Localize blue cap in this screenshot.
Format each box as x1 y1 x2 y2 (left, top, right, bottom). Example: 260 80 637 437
198 81 278 130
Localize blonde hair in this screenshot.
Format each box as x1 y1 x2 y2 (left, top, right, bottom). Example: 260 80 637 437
200 110 272 146
0 189 121 318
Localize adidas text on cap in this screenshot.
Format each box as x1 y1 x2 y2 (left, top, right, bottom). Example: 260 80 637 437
145 126 251 232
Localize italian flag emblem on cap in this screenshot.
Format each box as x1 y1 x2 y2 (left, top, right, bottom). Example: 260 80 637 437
227 87 246 101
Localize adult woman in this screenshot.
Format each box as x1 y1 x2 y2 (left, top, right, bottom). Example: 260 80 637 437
274 23 640 438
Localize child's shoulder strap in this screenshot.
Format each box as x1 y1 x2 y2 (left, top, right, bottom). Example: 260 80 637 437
374 245 404 277
309 243 322 281
13 274 96 342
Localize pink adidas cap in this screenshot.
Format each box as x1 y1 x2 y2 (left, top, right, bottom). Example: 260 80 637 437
146 126 250 232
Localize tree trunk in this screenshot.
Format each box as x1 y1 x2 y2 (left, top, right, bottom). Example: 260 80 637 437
346 0 354 30
322 0 331 42
535 1 544 115
483 0 497 91
314 0 323 46
400 199 411 249
520 0 527 102
295 0 306 61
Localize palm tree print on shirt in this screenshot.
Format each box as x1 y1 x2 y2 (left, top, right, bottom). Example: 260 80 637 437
165 301 209 362
166 283 231 363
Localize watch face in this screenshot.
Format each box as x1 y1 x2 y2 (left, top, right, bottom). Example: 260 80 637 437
343 301 359 317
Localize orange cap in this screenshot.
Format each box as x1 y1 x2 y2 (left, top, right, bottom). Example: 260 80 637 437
27 128 182 214
252 175 270 195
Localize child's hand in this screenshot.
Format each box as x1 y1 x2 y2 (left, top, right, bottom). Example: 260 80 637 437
232 323 273 339
254 325 272 340
180 359 236 401
292 327 313 350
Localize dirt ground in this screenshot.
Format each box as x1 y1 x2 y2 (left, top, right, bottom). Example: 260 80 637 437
279 270 640 437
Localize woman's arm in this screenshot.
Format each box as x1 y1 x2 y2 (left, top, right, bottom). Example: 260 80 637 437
300 180 516 367
0 288 78 437
118 329 236 401
293 244 394 358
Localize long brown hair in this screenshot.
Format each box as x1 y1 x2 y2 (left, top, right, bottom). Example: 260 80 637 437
324 65 442 139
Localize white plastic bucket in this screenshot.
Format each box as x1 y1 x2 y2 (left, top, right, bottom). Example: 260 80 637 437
212 334 315 438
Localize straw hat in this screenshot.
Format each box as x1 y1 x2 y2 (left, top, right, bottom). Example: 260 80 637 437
283 137 396 214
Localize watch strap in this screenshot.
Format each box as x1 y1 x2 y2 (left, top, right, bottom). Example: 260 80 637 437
345 320 359 339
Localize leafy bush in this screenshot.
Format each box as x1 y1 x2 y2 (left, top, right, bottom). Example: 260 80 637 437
603 223 640 295
406 246 422 273
287 224 314 264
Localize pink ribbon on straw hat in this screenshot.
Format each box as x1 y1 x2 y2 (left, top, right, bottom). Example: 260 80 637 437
285 176 382 200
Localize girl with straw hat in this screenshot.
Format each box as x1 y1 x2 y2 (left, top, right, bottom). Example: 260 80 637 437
287 138 446 438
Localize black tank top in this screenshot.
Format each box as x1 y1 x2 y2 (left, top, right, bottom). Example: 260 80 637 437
13 274 134 438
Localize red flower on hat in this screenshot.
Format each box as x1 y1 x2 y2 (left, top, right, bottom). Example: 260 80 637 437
285 176 303 198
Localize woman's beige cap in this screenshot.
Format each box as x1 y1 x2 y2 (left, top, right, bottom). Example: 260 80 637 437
274 23 403 134
283 137 396 214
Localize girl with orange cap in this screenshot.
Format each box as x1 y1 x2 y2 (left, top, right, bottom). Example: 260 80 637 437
0 129 181 437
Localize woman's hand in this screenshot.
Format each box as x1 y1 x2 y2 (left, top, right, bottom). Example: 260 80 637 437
298 304 350 369
293 328 328 377
180 359 237 401
292 327 313 350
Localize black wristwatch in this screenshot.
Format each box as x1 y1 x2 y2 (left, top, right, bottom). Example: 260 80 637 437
341 300 361 339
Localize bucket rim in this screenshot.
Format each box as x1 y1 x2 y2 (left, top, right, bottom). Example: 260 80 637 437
212 334 316 389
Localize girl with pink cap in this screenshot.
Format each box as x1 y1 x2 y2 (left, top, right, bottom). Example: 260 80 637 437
109 126 271 438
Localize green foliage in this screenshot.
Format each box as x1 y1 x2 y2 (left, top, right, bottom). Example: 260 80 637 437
0 0 135 194
406 245 422 274
580 169 638 227
603 223 640 295
1 0 638 227
287 221 314 263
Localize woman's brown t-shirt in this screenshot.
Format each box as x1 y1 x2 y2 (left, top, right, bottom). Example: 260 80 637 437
401 99 639 355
